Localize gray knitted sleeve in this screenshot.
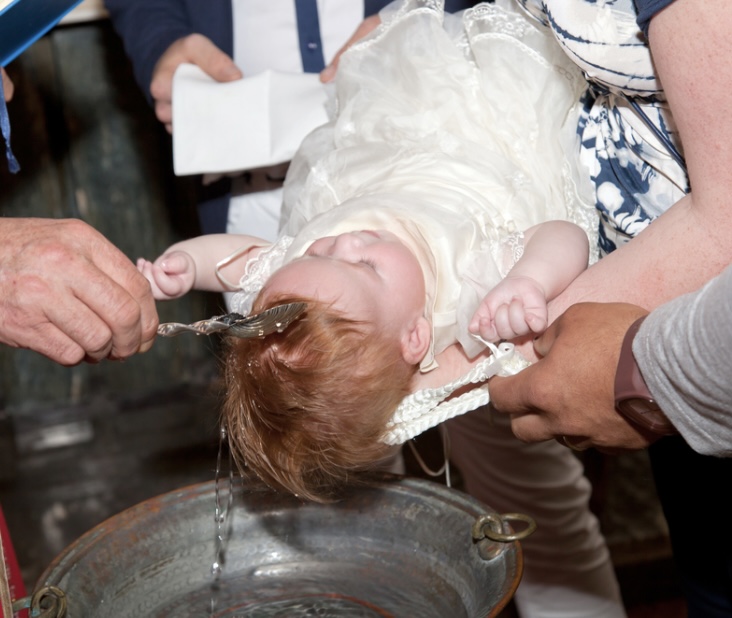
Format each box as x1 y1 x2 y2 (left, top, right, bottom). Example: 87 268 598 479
633 266 732 456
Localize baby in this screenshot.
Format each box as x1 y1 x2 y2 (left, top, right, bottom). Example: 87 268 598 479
139 214 588 500
140 0 596 500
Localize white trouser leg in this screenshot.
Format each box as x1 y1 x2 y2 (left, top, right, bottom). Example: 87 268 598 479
445 406 626 618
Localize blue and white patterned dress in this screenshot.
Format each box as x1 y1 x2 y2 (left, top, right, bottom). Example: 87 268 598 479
517 0 685 254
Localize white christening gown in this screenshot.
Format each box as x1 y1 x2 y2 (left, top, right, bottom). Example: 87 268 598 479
231 0 597 443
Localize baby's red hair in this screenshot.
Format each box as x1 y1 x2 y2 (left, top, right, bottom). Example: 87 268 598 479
222 293 416 502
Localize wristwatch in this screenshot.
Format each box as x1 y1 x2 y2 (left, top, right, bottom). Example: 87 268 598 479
614 316 678 436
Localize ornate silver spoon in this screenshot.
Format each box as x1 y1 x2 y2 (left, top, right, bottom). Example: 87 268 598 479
157 302 307 339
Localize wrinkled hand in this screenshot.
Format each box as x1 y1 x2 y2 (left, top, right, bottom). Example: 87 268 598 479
136 251 196 300
1 68 14 101
0 218 158 365
150 34 242 132
488 302 658 452
469 276 548 342
320 15 381 83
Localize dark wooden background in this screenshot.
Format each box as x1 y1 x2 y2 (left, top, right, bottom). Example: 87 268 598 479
0 18 226 590
0 19 218 412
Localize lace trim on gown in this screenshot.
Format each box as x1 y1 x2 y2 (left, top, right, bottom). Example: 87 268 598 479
228 236 294 316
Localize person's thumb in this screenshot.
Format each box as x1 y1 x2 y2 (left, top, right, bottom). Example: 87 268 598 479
190 35 242 82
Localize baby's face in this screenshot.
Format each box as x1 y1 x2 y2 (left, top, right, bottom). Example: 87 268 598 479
262 230 426 337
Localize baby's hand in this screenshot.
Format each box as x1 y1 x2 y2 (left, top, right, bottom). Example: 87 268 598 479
469 276 548 342
136 251 196 300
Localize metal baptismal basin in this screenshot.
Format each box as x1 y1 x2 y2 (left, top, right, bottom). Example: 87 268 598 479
32 475 525 617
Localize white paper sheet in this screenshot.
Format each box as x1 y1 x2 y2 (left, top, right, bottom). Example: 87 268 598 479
172 64 329 176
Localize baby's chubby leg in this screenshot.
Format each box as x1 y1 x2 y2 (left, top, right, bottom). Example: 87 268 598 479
446 407 626 618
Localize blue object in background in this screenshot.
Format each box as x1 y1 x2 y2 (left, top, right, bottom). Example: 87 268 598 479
0 0 85 67
0 0 83 172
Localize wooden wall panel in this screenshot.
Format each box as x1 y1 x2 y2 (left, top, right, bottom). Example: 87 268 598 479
0 21 221 413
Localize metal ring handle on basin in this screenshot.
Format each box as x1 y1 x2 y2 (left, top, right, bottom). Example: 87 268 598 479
12 585 67 618
472 512 537 561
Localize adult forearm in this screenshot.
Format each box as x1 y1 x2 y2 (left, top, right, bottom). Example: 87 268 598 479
550 192 732 316
552 1 732 317
634 265 732 456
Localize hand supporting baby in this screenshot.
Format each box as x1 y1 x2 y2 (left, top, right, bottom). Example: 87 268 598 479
469 275 548 342
137 251 197 300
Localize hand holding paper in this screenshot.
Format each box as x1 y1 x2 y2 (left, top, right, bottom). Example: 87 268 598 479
172 64 329 176
151 34 242 132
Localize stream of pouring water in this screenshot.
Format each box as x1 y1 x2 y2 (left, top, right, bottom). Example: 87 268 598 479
210 425 234 616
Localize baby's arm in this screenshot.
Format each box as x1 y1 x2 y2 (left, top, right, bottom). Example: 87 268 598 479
470 221 589 342
138 234 270 300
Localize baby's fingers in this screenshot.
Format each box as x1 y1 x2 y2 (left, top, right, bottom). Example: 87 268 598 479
150 263 188 298
524 311 548 335
136 261 171 299
474 315 499 342
494 299 533 340
469 311 482 334
136 259 157 286
157 251 191 275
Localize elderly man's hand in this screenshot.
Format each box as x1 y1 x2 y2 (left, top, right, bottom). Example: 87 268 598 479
0 218 158 365
489 302 660 452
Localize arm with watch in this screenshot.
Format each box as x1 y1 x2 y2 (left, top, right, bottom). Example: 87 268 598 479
488 264 732 456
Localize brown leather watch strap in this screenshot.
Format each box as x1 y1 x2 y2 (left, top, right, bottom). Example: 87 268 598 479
614 316 678 435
